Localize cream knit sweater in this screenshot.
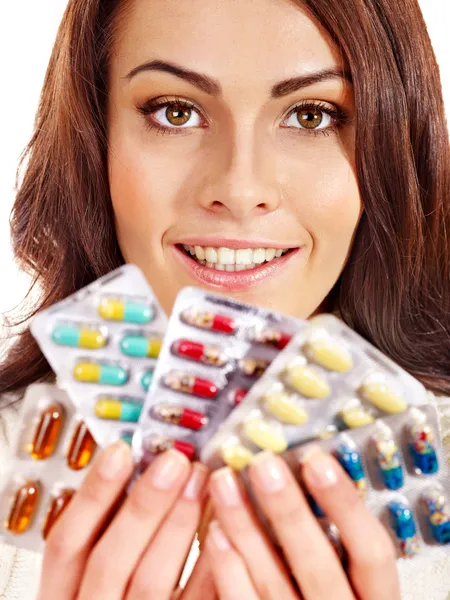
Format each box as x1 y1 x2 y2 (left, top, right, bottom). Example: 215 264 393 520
1 394 450 600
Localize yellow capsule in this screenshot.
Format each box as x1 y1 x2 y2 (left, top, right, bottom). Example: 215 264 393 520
264 391 309 425
305 340 353 372
341 406 375 429
243 418 288 453
42 489 75 539
359 383 407 414
29 403 65 460
148 338 162 358
284 364 331 399
66 421 97 470
5 481 40 535
79 329 106 349
222 444 255 471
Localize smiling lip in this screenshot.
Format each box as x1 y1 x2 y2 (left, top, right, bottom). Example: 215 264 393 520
175 237 297 250
172 243 301 291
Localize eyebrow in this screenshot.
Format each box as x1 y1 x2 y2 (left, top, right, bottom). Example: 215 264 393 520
125 60 352 98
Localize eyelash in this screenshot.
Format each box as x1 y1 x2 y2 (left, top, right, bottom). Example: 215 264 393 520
136 96 352 138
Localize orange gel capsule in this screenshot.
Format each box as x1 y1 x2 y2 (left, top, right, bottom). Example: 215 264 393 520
42 489 75 539
30 403 65 460
5 481 40 535
66 421 97 470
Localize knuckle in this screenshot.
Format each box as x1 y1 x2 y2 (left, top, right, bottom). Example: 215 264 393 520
45 523 83 563
270 498 306 529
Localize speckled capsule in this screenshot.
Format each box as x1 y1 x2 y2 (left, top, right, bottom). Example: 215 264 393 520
387 500 420 557
422 487 450 544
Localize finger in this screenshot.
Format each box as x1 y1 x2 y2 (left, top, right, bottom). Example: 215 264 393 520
248 451 355 600
205 521 259 600
301 447 401 600
78 449 192 600
37 441 134 600
179 547 218 600
209 467 299 599
127 463 209 599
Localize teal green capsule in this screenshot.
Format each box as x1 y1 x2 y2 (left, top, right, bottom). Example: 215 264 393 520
99 298 154 325
52 325 106 349
120 336 162 359
120 431 134 445
73 362 128 386
141 370 154 391
95 397 142 422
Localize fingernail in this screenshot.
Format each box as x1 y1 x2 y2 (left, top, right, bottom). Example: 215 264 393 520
250 451 286 493
97 441 132 481
207 520 231 552
149 449 190 490
302 448 339 488
209 467 243 507
183 463 209 500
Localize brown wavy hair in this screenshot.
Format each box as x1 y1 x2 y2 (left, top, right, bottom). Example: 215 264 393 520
1 0 449 397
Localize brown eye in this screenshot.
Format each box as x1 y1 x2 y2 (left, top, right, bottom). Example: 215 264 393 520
166 105 192 126
296 109 323 129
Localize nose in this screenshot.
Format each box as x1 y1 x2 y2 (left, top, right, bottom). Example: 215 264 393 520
197 124 281 220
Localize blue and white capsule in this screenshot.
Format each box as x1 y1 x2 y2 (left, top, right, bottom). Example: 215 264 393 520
336 440 367 498
407 415 439 475
422 486 450 545
372 428 404 490
387 499 420 557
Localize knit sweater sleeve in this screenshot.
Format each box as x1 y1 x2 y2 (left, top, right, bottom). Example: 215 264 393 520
0 399 42 600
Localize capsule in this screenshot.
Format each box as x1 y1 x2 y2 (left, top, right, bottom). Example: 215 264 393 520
239 358 270 378
340 406 375 429
120 335 162 359
407 420 439 475
66 421 97 470
359 382 407 414
142 434 196 460
251 328 292 350
29 403 65 460
52 324 107 350
263 390 308 425
95 397 142 422
222 443 255 471
284 363 331 399
388 500 420 557
73 361 128 386
181 307 236 334
336 442 367 497
422 487 450 544
152 404 208 431
243 418 288 454
98 297 154 324
164 370 218 399
42 489 75 540
229 388 248 406
172 339 228 367
372 429 404 490
141 370 154 392
5 481 40 535
121 431 134 445
304 339 353 373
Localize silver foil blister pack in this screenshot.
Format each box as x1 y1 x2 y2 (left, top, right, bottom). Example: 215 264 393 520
133 286 304 465
30 265 167 446
0 384 98 552
201 314 428 470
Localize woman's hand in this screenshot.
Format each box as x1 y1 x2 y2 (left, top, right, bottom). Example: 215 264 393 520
204 447 401 600
36 441 213 600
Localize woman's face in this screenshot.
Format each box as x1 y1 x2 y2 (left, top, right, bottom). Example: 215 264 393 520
108 0 362 318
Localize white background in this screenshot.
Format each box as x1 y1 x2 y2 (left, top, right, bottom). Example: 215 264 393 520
0 0 449 317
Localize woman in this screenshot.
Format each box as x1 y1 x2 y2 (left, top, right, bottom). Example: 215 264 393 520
0 0 449 598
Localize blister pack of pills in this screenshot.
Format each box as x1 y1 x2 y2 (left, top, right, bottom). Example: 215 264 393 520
282 405 450 561
201 314 428 470
0 384 98 552
133 287 304 466
30 265 167 446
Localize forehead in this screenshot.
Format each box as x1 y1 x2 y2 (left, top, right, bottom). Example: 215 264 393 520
113 0 344 90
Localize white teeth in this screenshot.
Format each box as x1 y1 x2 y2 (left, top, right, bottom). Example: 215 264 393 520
217 247 235 265
215 264 225 271
189 246 195 255
236 249 253 265
235 265 246 271
275 249 283 258
206 261 214 268
195 246 205 261
253 248 266 264
225 265 235 272
265 248 276 261
205 247 218 263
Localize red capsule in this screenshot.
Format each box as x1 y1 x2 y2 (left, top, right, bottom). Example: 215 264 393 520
229 388 249 406
181 307 236 334
142 435 196 461
164 370 219 399
152 404 209 430
252 328 292 350
172 339 228 367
